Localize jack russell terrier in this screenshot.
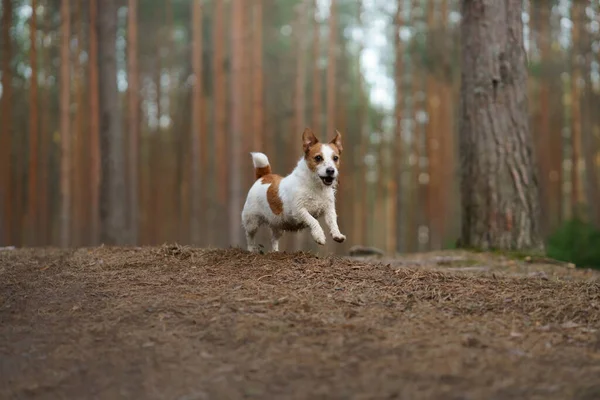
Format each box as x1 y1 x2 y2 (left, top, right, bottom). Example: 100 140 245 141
241 128 346 252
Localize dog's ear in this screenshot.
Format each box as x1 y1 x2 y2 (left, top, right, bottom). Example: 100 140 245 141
302 128 319 153
329 130 343 153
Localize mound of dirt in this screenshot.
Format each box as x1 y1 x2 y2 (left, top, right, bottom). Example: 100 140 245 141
1 246 599 399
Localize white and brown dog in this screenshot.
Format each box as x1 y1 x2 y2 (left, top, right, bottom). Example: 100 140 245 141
241 128 346 252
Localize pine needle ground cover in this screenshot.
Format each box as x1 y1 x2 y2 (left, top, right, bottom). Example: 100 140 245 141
1 246 599 399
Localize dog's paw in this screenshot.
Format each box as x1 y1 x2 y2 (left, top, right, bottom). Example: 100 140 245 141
312 230 327 246
333 234 346 243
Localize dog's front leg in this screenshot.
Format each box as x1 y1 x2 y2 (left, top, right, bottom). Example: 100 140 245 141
324 204 346 243
298 209 326 246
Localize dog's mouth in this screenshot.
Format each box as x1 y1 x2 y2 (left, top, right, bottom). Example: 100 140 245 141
320 176 335 186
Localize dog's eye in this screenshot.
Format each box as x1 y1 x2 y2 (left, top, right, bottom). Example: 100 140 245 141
314 155 323 162
333 156 339 162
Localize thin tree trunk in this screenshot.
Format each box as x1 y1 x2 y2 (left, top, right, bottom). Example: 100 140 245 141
1 0 13 245
39 2 51 244
252 0 263 151
72 0 85 246
27 0 39 245
353 0 366 247
59 0 71 247
312 0 323 135
89 0 100 245
214 0 227 204
393 0 403 253
98 0 127 245
191 0 203 245
325 0 337 136
128 0 140 244
292 0 310 251
459 0 543 251
229 0 244 246
570 1 583 218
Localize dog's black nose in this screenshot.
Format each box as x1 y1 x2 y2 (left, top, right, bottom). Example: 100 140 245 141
326 167 335 176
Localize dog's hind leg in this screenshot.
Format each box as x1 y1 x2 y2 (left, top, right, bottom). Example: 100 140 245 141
243 214 260 252
270 228 282 252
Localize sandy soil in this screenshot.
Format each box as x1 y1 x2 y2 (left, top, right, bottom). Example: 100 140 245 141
1 245 599 400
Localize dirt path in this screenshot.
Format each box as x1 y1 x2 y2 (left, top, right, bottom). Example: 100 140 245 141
1 246 599 399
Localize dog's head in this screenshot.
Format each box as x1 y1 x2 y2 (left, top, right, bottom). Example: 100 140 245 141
302 128 343 187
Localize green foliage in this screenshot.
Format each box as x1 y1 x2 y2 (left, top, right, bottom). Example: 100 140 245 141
546 219 600 269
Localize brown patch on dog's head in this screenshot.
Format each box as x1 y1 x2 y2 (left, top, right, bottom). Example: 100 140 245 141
302 128 323 172
260 174 284 215
305 143 325 172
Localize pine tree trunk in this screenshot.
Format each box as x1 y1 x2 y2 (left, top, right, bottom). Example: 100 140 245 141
27 0 39 245
39 3 51 244
98 0 127 245
1 0 13 245
89 0 101 245
72 0 85 246
229 0 244 246
459 0 543 251
252 0 263 151
190 0 203 245
213 0 227 204
325 0 337 137
353 0 366 247
128 0 140 244
570 1 584 219
292 0 310 251
59 0 71 247
311 0 322 134
393 0 403 253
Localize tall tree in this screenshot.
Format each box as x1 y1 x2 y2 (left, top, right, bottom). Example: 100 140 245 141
27 0 39 245
312 0 322 134
229 0 244 246
59 0 71 247
325 0 337 136
252 0 264 151
459 0 542 250
191 0 204 245
98 0 127 244
1 0 13 245
213 0 227 204
72 0 85 245
89 0 100 244
570 0 584 218
128 0 140 244
393 0 404 252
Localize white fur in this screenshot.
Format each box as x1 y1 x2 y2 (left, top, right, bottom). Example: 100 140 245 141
250 152 269 168
242 147 346 252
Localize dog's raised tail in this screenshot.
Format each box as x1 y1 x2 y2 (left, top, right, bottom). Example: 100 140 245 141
251 152 271 180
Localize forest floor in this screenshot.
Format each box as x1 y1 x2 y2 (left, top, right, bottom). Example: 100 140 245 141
1 245 600 400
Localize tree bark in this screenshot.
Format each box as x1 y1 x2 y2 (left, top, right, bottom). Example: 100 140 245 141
570 1 584 218
229 0 244 246
252 0 263 151
128 0 140 244
59 0 71 247
1 0 13 245
191 0 204 245
393 0 403 253
311 0 322 134
98 0 127 245
213 0 227 204
459 0 543 251
325 0 337 136
27 0 39 245
89 0 101 245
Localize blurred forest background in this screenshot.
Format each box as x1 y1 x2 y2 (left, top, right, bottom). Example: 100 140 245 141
0 0 599 256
